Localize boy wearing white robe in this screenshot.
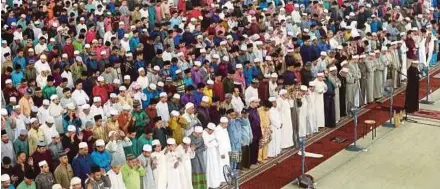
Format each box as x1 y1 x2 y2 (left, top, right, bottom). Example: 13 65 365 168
297 86 309 137
39 117 58 143
156 92 170 124
164 138 182 189
138 144 157 189
267 97 282 157
37 99 51 124
312 73 327 128
151 139 168 189
107 163 127 189
176 137 195 189
203 123 224 188
90 97 106 120
277 89 294 149
106 131 132 166
215 117 231 169
307 82 318 134
48 95 64 134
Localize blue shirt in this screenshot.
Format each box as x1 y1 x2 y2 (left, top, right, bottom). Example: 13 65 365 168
170 64 180 80
72 154 94 186
11 71 24 87
13 56 26 71
129 37 140 52
90 150 112 172
142 89 159 108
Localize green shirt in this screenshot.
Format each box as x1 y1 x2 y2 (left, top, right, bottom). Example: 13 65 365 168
124 137 138 157
13 138 29 156
17 181 36 189
42 86 57 99
132 111 149 128
72 40 84 52
136 134 152 155
121 163 145 189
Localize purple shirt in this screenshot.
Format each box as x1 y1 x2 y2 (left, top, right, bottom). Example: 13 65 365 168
191 68 204 87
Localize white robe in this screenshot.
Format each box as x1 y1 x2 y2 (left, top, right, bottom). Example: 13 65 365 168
37 107 51 125
202 131 223 188
107 169 127 189
277 97 294 149
156 102 170 124
90 105 105 120
166 150 182 189
231 96 244 114
138 154 156 189
419 37 427 67
400 43 409 80
40 124 58 143
267 107 282 157
298 96 308 137
71 89 90 106
175 145 194 189
313 79 327 128
151 151 168 189
105 138 132 166
48 103 64 134
136 75 150 89
215 125 231 168
307 92 318 134
268 81 278 98
244 86 259 106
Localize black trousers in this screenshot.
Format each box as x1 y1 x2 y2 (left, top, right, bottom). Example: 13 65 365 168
241 145 251 169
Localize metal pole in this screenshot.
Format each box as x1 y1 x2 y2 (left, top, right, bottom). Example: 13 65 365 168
346 107 367 152
300 136 305 175
421 65 434 104
383 87 395 128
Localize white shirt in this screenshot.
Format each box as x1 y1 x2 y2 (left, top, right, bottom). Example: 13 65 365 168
40 123 58 143
231 95 244 114
90 105 105 119
140 8 149 19
156 101 170 123
120 39 130 52
34 43 48 55
72 89 90 106
61 71 74 89
13 31 23 41
244 86 259 106
37 107 51 124
103 31 115 45
34 61 51 75
136 75 149 89
107 169 126 189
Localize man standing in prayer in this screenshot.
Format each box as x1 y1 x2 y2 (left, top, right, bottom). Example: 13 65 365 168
72 142 93 187
323 71 336 128
106 131 132 166
203 123 223 188
137 144 156 189
1 130 15 166
277 90 294 149
176 137 195 189
151 139 167 189
328 66 341 123
164 138 182 189
85 166 111 189
297 85 309 137
121 154 145 189
248 97 261 166
258 101 271 162
54 151 74 189
35 160 55 189
189 126 207 189
226 109 242 170
374 50 385 100
366 52 376 104
216 117 231 169
107 162 126 189
268 97 282 157
313 73 328 128
405 61 421 113
346 56 361 114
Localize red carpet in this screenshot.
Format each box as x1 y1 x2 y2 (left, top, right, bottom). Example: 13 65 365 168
241 70 440 189
412 109 440 120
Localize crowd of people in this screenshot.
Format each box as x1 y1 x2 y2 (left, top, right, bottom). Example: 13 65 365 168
1 0 439 188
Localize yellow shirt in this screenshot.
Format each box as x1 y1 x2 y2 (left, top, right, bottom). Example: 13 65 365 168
28 128 45 155
19 97 34 117
93 125 107 142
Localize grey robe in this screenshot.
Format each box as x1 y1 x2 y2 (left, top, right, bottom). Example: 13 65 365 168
346 62 361 115
391 49 402 89
375 55 386 99
366 57 376 103
1 141 16 165
189 135 206 174
138 154 157 189
358 61 368 106
328 74 341 122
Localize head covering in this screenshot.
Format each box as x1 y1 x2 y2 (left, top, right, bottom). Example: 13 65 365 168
143 144 152 152
194 126 204 133
207 123 216 130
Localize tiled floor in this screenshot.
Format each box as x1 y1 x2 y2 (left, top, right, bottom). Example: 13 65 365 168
283 88 440 189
